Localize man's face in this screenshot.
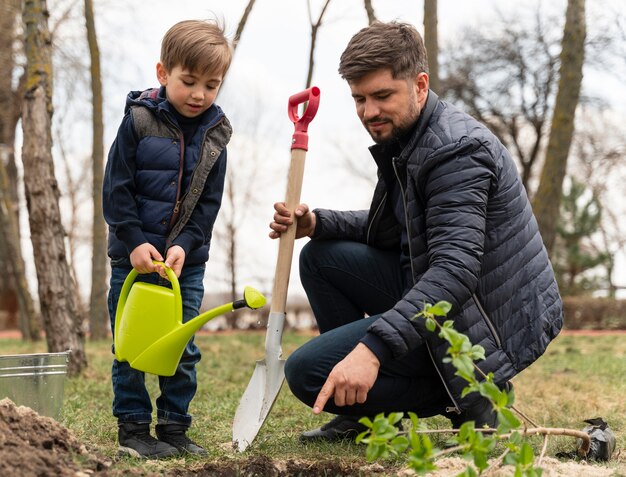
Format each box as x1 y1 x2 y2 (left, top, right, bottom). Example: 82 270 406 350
348 68 428 144
156 63 223 118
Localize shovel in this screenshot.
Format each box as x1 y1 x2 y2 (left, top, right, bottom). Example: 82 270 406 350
233 86 321 451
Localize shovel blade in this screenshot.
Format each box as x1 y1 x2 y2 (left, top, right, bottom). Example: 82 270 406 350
232 357 286 452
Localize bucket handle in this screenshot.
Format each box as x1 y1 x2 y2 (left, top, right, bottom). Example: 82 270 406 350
114 261 182 341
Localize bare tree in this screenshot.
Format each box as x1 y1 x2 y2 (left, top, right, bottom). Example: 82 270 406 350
22 0 86 375
0 0 40 340
305 0 332 89
212 92 281 328
233 0 257 48
363 0 376 24
424 0 440 93
0 158 41 340
533 0 586 255
442 8 562 192
218 0 257 93
569 109 626 296
84 0 107 339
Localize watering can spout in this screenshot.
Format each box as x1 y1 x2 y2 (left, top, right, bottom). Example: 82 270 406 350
114 263 266 376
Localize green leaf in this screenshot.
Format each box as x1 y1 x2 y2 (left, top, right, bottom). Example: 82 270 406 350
355 430 369 444
479 381 502 404
497 408 521 432
425 317 437 332
388 412 404 426
470 344 486 361
429 301 452 316
390 436 409 453
519 442 534 466
359 416 374 428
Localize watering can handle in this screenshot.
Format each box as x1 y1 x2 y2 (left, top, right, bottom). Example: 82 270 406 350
114 261 182 347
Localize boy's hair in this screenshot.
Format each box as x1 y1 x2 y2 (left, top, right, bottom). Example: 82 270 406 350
160 19 233 77
338 21 429 82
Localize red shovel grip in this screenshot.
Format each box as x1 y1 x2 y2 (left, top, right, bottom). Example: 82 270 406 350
288 86 320 150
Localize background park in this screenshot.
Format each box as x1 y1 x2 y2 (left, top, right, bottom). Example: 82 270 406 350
0 0 625 475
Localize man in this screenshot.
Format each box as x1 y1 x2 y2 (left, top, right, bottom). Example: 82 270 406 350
269 21 563 442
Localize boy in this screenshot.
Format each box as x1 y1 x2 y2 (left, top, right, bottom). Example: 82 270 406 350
103 19 233 459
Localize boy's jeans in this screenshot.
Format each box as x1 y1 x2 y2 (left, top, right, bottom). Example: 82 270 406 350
108 262 205 426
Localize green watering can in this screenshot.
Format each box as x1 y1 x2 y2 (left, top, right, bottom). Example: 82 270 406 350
114 262 266 376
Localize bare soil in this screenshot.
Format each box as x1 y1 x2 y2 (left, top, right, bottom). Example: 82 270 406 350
1 397 623 477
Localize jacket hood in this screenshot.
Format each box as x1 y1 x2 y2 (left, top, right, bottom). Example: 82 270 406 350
125 86 166 114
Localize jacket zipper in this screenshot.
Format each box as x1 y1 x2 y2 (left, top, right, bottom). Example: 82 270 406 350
165 116 226 239
366 191 387 244
426 342 461 413
168 138 184 230
392 157 460 414
472 293 502 348
392 158 415 280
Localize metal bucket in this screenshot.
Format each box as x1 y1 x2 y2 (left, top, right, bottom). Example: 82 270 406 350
0 351 70 419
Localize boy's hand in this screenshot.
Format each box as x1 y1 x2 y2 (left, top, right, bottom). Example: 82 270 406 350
130 243 164 274
164 245 185 278
269 202 316 239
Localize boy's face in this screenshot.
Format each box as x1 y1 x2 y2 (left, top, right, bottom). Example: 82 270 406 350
156 63 223 118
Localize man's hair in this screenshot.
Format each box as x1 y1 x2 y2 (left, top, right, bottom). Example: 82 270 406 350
338 21 429 81
160 19 233 77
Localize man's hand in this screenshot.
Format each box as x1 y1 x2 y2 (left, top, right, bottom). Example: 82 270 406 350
129 243 163 274
163 245 185 278
312 343 380 414
269 202 316 240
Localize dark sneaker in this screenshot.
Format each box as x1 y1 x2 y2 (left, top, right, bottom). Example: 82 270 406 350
299 415 369 443
156 423 207 456
118 422 180 459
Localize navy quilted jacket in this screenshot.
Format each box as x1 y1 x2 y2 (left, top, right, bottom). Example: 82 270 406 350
103 87 231 266
312 91 563 410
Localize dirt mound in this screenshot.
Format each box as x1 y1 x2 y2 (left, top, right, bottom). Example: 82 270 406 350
0 398 109 477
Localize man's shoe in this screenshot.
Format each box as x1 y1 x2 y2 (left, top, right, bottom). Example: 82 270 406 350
118 422 180 459
449 396 498 430
156 423 207 456
300 415 369 443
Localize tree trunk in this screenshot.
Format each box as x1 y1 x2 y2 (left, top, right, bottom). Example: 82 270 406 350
363 0 376 24
533 0 586 256
233 0 257 47
84 0 108 339
0 159 41 340
22 0 86 375
305 0 332 89
423 0 440 93
0 0 41 340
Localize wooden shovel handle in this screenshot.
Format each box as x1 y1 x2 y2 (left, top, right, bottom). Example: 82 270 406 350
270 147 307 314
270 87 319 314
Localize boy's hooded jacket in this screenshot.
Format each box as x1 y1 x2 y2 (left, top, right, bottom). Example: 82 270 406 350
311 91 563 412
103 87 232 266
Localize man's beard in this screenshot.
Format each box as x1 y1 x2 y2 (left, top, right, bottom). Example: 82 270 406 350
366 99 421 146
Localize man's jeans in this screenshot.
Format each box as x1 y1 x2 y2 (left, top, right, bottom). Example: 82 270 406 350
108 262 205 426
285 240 451 417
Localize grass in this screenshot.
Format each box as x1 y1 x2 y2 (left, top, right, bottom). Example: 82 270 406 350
1 331 625 475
